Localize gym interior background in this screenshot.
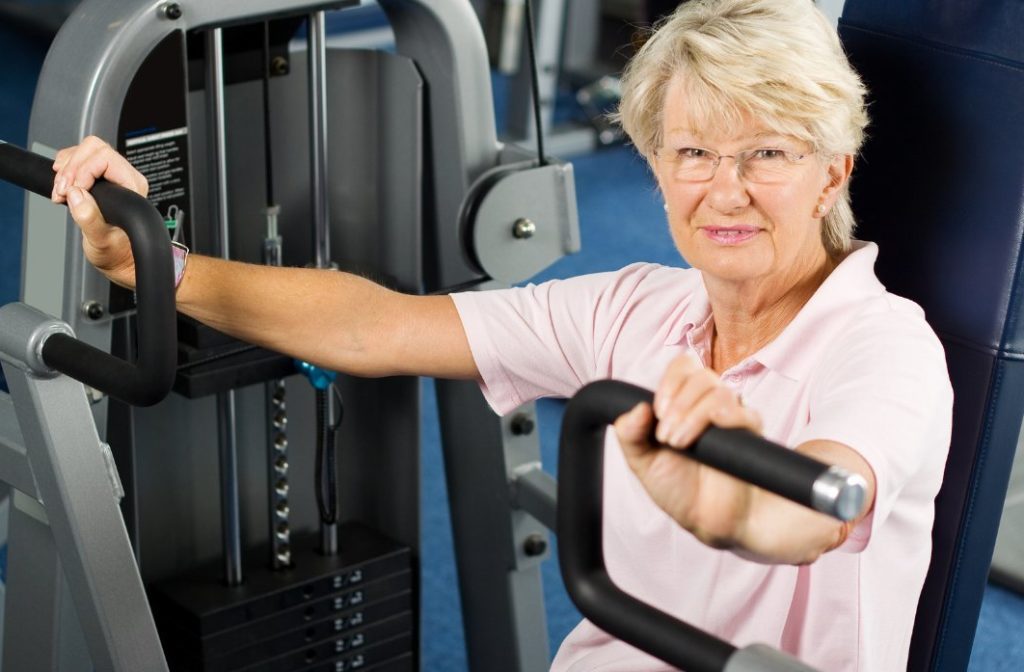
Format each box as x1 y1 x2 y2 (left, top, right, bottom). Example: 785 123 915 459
1 0 1024 670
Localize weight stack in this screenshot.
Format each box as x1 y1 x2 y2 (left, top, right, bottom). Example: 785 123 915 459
149 522 415 671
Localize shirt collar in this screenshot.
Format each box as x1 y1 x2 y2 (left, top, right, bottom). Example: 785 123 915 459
664 241 886 380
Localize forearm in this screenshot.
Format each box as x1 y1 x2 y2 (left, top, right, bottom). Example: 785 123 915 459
175 255 478 380
736 489 854 565
736 439 875 564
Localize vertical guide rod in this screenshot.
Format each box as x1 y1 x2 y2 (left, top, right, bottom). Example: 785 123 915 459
207 26 244 586
309 11 331 271
308 10 339 556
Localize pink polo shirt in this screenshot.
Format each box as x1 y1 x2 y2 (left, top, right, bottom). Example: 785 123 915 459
451 241 953 672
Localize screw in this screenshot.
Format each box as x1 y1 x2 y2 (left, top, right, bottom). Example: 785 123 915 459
513 218 537 240
523 533 547 557
510 413 535 436
163 3 182 20
83 301 105 320
271 56 290 76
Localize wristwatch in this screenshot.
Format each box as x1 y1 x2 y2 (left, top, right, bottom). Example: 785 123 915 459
171 241 189 289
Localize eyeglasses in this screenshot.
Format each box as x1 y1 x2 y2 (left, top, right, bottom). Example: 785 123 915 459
655 146 809 184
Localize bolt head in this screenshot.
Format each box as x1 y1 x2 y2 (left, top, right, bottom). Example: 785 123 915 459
511 413 536 436
523 534 547 557
163 3 182 20
83 301 105 320
513 218 537 240
271 56 290 76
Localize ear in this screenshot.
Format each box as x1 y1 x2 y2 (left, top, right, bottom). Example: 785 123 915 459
821 154 854 205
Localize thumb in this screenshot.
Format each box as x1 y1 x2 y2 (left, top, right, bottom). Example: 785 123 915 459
614 402 655 458
66 186 110 240
66 186 135 287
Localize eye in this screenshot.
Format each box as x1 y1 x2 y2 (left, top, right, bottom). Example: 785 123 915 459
677 147 712 160
749 148 788 161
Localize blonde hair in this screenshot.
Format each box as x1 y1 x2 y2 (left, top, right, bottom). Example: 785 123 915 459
615 0 869 254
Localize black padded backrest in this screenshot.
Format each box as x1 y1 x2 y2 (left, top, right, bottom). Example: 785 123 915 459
838 2 1024 670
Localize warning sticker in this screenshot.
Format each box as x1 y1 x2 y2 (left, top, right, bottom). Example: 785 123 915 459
124 127 189 210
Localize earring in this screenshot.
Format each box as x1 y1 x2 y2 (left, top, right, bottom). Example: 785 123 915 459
663 202 669 213
816 204 826 215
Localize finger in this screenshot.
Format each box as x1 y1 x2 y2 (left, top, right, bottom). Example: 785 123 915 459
662 385 739 448
56 136 149 201
653 354 703 417
654 367 720 444
709 401 763 436
52 147 73 172
57 140 110 197
51 148 74 202
614 402 656 461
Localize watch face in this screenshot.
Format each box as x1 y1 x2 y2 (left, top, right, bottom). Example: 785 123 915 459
171 243 188 287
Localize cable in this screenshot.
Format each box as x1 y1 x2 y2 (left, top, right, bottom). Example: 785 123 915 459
314 385 343 526
523 0 547 167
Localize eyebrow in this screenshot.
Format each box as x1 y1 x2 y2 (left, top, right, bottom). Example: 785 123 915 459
665 128 788 144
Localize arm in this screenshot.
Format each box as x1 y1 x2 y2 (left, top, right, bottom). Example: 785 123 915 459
53 137 478 381
614 355 876 565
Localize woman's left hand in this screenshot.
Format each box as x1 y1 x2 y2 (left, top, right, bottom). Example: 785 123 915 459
614 354 765 551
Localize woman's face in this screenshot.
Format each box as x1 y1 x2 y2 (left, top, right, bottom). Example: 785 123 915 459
654 76 850 293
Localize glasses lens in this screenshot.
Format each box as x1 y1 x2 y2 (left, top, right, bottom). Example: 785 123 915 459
741 149 802 184
667 148 716 181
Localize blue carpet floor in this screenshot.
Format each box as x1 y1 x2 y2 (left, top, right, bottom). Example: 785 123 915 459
2 14 1024 672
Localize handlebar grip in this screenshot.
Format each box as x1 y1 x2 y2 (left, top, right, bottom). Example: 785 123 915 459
557 379 861 672
0 141 176 406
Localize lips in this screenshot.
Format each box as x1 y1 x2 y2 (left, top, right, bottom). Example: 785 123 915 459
700 226 760 245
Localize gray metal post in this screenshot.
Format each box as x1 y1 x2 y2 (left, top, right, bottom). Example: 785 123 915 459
309 10 332 272
435 378 552 672
308 10 340 555
206 26 244 587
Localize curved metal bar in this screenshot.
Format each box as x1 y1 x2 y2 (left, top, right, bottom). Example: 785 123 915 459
0 142 176 406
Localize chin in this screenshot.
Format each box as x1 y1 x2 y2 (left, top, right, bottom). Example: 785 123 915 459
687 247 770 282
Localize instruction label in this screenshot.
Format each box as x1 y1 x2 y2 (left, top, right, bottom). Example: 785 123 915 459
124 126 189 214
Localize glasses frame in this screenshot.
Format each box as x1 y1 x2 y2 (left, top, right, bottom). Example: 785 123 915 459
655 146 811 184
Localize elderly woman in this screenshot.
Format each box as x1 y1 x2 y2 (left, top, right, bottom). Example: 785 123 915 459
52 0 951 669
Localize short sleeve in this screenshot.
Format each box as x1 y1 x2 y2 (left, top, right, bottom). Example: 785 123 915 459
450 264 664 415
795 305 953 552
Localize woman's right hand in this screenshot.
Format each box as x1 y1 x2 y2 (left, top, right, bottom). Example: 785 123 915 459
51 135 149 289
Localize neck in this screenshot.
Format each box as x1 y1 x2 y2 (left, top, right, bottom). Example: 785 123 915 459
705 252 836 373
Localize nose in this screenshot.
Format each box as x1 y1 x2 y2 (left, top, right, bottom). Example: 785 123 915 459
705 156 750 213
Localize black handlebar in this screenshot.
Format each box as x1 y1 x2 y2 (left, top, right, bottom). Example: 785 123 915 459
0 142 176 407
556 380 858 672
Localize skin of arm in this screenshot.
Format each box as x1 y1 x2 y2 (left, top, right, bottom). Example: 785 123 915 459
53 136 479 381
614 355 877 566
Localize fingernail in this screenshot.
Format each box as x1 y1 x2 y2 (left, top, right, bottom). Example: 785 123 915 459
56 176 67 195
67 187 82 207
670 420 693 446
655 421 671 444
